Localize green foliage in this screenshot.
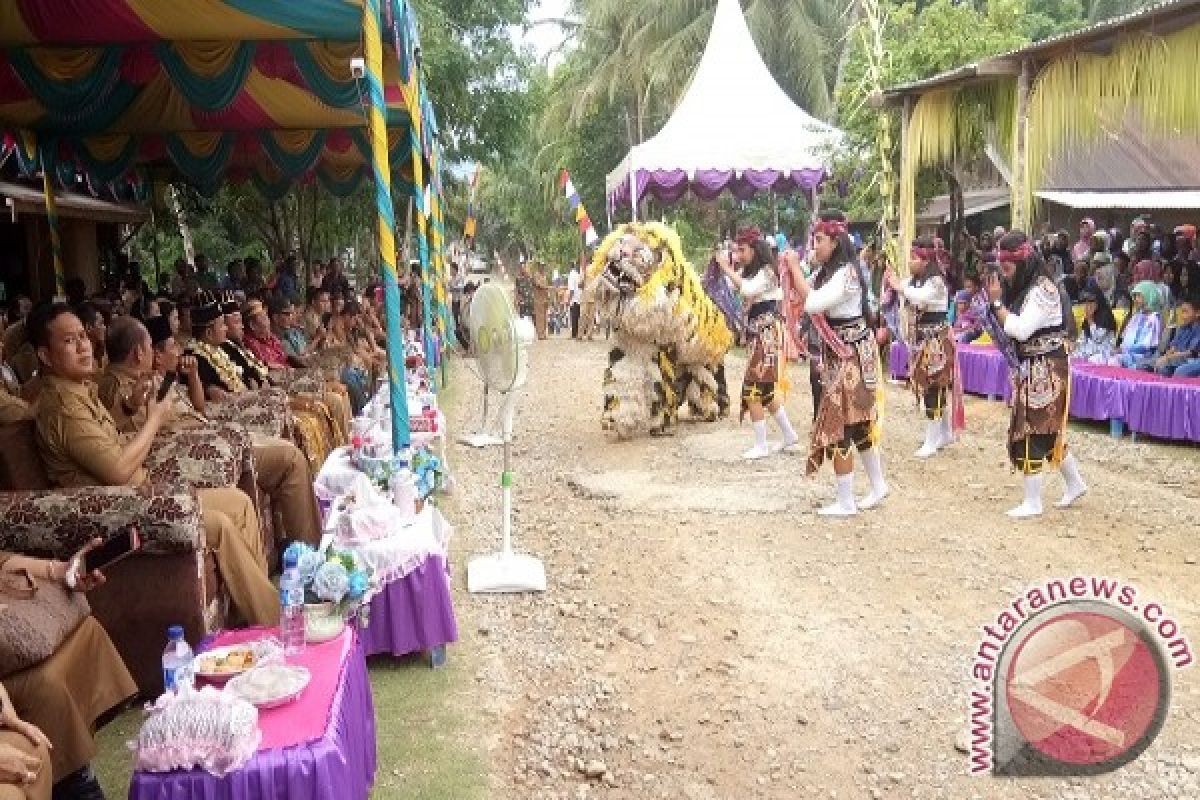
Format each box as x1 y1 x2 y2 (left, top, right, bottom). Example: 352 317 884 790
413 0 536 162
834 0 1031 221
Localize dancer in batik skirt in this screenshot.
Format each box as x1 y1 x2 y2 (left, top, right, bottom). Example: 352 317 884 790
787 210 888 516
984 231 1088 518
885 235 964 458
718 226 799 460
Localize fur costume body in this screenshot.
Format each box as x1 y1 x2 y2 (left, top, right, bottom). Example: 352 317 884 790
589 222 733 438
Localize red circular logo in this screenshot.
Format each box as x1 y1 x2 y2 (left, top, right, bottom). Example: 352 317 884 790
1005 610 1166 768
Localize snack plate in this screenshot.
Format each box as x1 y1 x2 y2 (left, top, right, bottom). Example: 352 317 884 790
194 642 265 684
226 665 312 709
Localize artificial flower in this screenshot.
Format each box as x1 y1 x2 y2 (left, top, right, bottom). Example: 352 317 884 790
313 560 350 603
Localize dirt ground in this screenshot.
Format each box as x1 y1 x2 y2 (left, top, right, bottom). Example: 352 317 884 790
444 334 1200 800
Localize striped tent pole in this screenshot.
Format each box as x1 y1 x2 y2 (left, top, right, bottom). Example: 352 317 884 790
36 137 65 299
363 0 411 451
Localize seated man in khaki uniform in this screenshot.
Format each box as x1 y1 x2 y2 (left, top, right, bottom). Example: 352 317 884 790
27 303 277 627
99 316 321 546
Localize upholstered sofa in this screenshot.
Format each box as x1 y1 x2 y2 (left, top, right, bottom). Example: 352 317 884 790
0 420 269 696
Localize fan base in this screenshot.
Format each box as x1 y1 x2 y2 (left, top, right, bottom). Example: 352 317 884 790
467 552 547 594
459 433 505 448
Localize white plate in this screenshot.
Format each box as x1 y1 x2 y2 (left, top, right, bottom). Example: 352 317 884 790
226 665 311 708
194 643 266 683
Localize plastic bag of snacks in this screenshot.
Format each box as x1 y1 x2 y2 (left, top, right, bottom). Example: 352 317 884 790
132 686 260 776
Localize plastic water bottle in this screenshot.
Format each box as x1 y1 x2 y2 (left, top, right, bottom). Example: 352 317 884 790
162 625 194 693
280 550 306 657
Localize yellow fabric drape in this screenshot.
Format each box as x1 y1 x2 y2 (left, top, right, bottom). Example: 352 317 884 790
27 47 100 81
173 40 245 80
243 70 361 129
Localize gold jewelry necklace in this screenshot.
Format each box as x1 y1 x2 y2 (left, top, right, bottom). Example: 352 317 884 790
190 340 247 392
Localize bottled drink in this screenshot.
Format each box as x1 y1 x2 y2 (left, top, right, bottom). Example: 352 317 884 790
162 625 194 693
280 550 306 657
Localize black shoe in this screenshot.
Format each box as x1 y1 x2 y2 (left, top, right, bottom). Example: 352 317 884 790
53 765 105 800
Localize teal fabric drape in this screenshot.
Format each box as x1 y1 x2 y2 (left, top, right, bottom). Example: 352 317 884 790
77 137 139 185
316 167 364 197
155 42 254 112
286 42 360 108
165 133 234 193
260 130 326 178
8 47 137 133
249 169 292 202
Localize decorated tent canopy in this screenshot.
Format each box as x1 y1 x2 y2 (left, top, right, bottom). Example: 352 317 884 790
0 1 439 198
604 0 842 216
0 0 453 451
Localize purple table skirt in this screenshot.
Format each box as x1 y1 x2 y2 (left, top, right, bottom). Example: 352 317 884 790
362 555 459 658
888 341 909 380
1069 366 1131 422
957 345 1012 400
1121 373 1200 441
129 641 376 800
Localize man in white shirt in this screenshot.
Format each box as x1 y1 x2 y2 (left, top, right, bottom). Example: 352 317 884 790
567 264 583 339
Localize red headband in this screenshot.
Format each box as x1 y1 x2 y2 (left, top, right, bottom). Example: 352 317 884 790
996 242 1033 264
813 219 847 238
735 226 761 247
910 246 938 262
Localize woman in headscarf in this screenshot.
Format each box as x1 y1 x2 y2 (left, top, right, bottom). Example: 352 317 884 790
984 231 1087 518
1074 284 1118 364
1071 218 1096 263
786 210 888 516
1112 281 1164 369
717 226 799 459
884 235 963 458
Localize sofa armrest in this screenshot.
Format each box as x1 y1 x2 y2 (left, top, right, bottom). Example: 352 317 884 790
145 424 256 490
0 485 203 560
207 389 292 439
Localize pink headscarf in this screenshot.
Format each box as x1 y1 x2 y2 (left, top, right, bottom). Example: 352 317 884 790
1071 218 1096 262
1132 259 1161 283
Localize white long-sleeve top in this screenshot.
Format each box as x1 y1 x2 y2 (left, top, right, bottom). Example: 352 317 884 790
901 275 948 314
803 263 862 318
739 269 782 304
1002 277 1063 342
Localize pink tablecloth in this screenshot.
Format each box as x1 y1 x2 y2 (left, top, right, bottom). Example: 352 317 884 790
130 628 376 800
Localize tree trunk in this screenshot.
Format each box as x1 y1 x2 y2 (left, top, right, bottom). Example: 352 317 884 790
166 185 195 265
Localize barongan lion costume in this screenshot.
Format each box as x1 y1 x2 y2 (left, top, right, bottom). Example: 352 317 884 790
589 222 733 438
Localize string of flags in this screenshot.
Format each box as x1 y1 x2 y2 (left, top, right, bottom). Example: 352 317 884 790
560 169 599 246
463 164 480 246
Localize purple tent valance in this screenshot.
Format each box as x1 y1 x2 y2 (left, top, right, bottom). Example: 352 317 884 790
607 167 827 208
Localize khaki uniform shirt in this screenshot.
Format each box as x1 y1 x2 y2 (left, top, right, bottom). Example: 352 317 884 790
97 364 206 434
0 385 33 423
35 374 146 487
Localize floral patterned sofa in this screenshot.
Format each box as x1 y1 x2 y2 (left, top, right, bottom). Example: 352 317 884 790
0 419 266 695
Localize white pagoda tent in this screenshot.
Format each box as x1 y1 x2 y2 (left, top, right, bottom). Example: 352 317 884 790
604 0 843 220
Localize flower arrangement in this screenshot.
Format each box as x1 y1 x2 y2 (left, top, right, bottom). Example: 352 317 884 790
282 542 375 625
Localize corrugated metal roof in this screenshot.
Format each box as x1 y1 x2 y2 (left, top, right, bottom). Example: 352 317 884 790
0 181 148 224
882 0 1200 101
1041 116 1200 191
916 187 1011 225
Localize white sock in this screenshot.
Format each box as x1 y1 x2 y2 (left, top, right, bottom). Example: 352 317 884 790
1057 454 1088 507
915 421 939 458
1007 474 1044 518
818 473 858 516
753 420 768 449
939 413 954 445
743 420 770 460
773 408 798 443
858 448 889 509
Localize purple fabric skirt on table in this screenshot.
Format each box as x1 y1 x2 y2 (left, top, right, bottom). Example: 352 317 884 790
128 640 376 800
957 345 1012 400
889 341 909 380
362 555 459 657
1069 364 1131 422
